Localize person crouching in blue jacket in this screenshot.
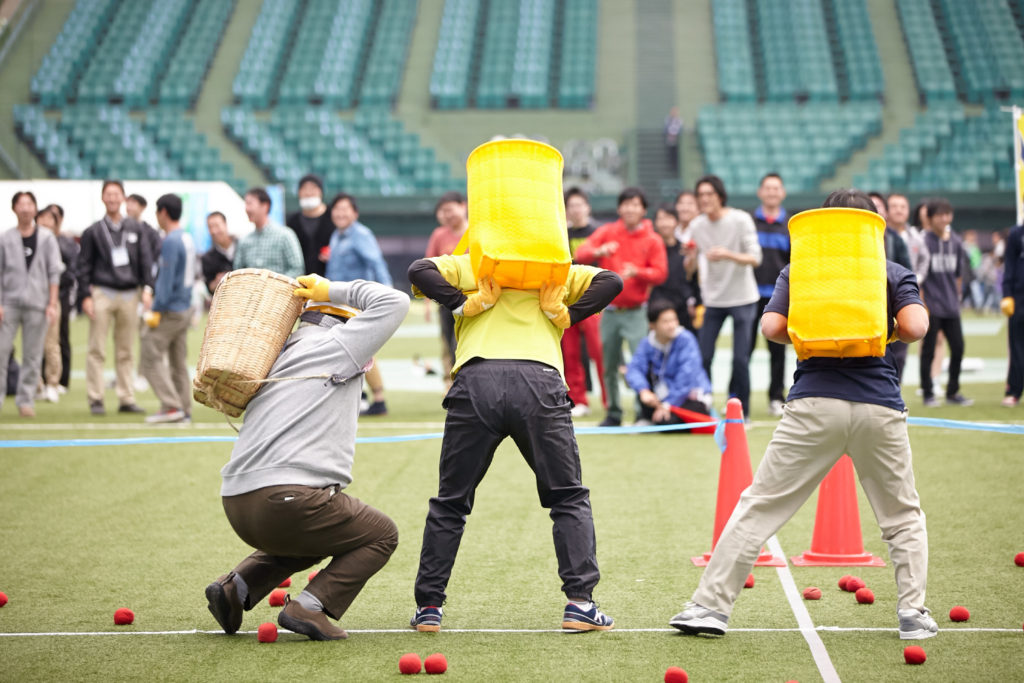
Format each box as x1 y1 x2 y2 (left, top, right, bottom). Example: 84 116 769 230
625 299 712 427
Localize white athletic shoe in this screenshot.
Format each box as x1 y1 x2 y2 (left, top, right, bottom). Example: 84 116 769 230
570 404 591 418
669 601 728 636
898 608 938 640
769 400 784 416
43 385 60 403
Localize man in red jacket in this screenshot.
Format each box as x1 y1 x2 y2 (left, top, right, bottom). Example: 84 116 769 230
576 187 668 426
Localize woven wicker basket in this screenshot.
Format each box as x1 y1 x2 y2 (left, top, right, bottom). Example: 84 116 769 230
193 269 303 416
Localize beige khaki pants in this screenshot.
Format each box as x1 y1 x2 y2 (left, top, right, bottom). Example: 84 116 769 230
140 310 192 412
87 287 140 405
692 397 928 615
43 301 62 386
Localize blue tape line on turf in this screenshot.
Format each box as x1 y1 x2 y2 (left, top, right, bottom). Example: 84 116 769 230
906 416 1024 434
2 417 1021 448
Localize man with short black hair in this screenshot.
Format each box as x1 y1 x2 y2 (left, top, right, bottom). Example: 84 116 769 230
76 180 154 415
0 191 62 417
919 198 971 407
425 191 469 383
126 193 162 276
750 173 790 416
235 187 304 279
286 174 334 276
141 194 195 423
687 175 762 417
202 212 235 294
576 187 668 426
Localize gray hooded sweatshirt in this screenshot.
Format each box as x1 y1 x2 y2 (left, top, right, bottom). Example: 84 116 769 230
221 279 409 496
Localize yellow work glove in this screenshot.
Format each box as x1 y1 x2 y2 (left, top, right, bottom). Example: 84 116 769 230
458 277 501 317
539 281 571 329
294 274 331 302
144 311 161 328
1001 297 1015 317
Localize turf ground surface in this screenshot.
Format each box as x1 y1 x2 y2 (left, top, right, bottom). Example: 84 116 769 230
1 310 1022 681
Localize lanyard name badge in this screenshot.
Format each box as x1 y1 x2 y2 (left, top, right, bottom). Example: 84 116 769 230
103 218 131 269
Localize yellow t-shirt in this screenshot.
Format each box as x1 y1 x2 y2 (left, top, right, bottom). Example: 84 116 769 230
419 254 601 379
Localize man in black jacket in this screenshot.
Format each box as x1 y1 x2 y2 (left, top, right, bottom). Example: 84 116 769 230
76 180 153 415
201 211 236 295
286 174 334 276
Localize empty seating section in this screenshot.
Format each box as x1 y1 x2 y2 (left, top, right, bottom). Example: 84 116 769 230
936 0 1024 102
77 0 194 107
144 109 243 190
896 0 957 102
828 0 884 100
698 103 882 193
159 0 236 107
558 0 596 108
279 0 375 107
476 0 519 107
431 0 595 109
854 106 1015 192
509 0 556 108
710 0 757 102
222 107 457 196
13 105 91 179
30 0 118 107
430 0 479 109
59 107 182 180
756 0 838 102
233 0 300 108
360 0 419 107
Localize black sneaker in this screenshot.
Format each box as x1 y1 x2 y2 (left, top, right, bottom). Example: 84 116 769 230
205 573 244 635
598 416 621 427
118 403 146 414
945 394 974 407
361 400 388 416
89 400 106 416
410 605 443 632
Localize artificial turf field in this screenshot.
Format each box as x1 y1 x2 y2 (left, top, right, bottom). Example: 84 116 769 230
1 308 1022 682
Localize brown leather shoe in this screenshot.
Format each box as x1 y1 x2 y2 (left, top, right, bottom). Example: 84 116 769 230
278 596 348 641
205 573 243 634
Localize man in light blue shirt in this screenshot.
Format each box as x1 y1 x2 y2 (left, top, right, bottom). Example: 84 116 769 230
141 194 195 423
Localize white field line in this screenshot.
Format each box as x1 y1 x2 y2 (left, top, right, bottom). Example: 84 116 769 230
0 626 1017 638
767 535 841 683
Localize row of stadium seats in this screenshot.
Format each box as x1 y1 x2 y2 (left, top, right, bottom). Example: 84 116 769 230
222 107 461 196
697 102 883 193
232 0 300 108
31 0 233 109
898 0 1024 104
13 105 245 191
712 0 883 103
359 0 419 107
936 0 1024 103
854 105 1016 192
429 0 597 109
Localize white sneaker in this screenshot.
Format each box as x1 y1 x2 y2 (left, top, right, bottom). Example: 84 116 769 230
898 608 938 640
43 385 60 403
570 404 591 418
145 409 186 424
769 400 784 416
669 601 729 636
56 385 68 395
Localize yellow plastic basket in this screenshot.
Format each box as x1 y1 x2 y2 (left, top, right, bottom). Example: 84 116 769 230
464 139 571 289
787 208 887 360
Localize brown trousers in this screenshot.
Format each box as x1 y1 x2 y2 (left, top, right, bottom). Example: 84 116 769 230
43 301 61 386
222 484 398 620
86 287 140 404
140 310 191 412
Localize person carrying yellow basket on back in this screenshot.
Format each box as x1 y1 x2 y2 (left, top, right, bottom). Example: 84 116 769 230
406 139 622 633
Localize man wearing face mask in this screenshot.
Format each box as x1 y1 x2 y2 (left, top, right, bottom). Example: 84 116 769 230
286 174 335 276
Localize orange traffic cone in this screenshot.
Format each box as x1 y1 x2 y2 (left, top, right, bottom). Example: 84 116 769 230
692 398 785 566
790 455 886 567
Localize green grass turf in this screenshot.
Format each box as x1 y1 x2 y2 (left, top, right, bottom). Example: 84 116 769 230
1 309 1022 681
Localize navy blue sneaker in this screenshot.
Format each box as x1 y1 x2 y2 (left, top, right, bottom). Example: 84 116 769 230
562 602 614 632
410 605 442 632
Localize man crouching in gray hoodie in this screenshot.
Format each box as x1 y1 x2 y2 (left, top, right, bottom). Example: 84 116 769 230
205 274 409 640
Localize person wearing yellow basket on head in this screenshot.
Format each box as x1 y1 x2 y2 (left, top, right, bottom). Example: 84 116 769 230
1002 222 1023 407
204 270 408 642
407 139 623 634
